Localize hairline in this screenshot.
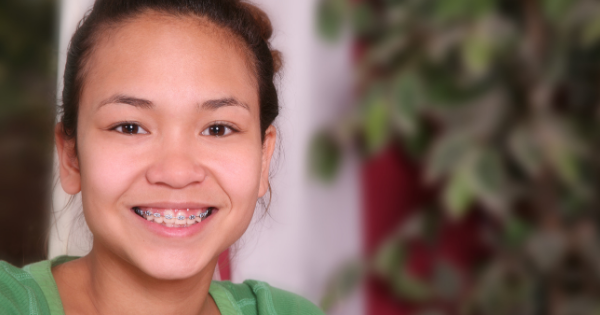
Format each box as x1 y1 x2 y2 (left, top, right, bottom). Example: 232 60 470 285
75 8 260 119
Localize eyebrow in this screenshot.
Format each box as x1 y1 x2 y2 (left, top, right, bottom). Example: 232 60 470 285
97 94 249 111
201 97 250 111
98 94 153 109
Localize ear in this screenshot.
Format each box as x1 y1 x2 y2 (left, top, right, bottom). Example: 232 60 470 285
55 123 81 195
258 125 276 197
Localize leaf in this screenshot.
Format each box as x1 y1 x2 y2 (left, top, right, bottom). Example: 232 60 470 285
320 261 364 311
373 238 404 278
433 0 495 22
443 166 476 219
421 65 486 108
581 12 600 47
392 269 432 302
425 132 471 183
373 237 431 301
373 239 431 302
432 90 507 140
542 0 572 23
504 217 531 248
536 117 587 193
461 30 495 78
392 72 422 136
552 149 585 191
508 126 544 179
351 2 377 35
308 132 342 181
363 88 390 154
470 148 511 214
316 0 347 41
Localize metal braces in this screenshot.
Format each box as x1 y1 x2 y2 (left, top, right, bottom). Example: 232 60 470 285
134 207 211 220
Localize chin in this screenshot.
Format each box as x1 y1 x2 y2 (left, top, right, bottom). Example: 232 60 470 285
130 247 216 280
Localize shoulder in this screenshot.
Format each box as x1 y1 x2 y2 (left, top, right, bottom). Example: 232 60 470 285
0 260 50 315
211 280 325 315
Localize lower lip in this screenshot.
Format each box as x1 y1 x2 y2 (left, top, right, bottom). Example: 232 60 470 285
132 209 216 238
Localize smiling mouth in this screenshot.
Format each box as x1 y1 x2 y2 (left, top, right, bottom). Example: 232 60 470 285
133 207 215 227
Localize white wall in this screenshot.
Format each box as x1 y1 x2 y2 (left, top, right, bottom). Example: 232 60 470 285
231 2 363 314
49 0 95 259
51 1 362 313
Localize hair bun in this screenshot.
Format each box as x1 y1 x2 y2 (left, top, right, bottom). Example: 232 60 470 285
240 2 282 73
240 2 272 41
271 49 282 73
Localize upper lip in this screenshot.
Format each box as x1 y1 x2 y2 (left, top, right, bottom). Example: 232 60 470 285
132 202 216 209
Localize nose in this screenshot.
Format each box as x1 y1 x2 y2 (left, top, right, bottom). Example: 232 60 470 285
145 137 206 189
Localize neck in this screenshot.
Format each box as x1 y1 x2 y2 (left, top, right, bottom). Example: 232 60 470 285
61 242 219 315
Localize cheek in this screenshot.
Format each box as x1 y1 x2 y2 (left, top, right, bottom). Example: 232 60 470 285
205 144 264 246
205 142 264 209
78 138 143 208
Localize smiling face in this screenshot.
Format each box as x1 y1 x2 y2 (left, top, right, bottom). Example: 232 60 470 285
55 12 276 279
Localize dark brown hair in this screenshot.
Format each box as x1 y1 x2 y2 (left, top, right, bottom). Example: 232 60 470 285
59 0 282 144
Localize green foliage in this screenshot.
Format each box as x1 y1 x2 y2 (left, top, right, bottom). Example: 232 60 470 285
314 0 600 312
350 2 377 36
426 132 471 183
443 165 476 219
361 84 391 153
320 261 363 311
372 229 430 301
433 0 496 22
392 72 422 136
581 11 600 47
0 0 57 119
316 0 347 41
542 0 572 22
309 132 342 181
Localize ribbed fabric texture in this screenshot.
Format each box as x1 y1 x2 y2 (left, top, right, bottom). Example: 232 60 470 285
0 257 324 315
0 260 51 315
22 257 75 315
211 280 325 315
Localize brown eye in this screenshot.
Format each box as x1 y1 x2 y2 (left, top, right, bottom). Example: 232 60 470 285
114 123 148 135
201 124 234 137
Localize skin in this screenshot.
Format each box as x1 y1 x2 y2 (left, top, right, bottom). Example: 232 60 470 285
53 11 277 315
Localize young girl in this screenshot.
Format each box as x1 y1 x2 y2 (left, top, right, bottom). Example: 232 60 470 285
0 0 324 314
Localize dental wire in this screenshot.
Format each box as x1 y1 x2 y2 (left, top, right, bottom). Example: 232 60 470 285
133 207 212 220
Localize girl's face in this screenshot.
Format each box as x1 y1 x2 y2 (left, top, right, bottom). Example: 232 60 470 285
56 12 276 279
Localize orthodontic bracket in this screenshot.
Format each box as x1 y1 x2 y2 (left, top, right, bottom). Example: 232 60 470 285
133 207 212 220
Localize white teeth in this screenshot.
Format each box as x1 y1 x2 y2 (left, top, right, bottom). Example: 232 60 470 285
187 214 196 226
134 208 213 227
154 212 164 224
143 210 152 222
163 210 175 225
175 211 187 227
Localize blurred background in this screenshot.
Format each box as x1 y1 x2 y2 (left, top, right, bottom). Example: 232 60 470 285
2 0 600 314
0 0 57 267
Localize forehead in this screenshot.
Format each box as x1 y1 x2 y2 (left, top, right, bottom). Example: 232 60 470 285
80 11 258 112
